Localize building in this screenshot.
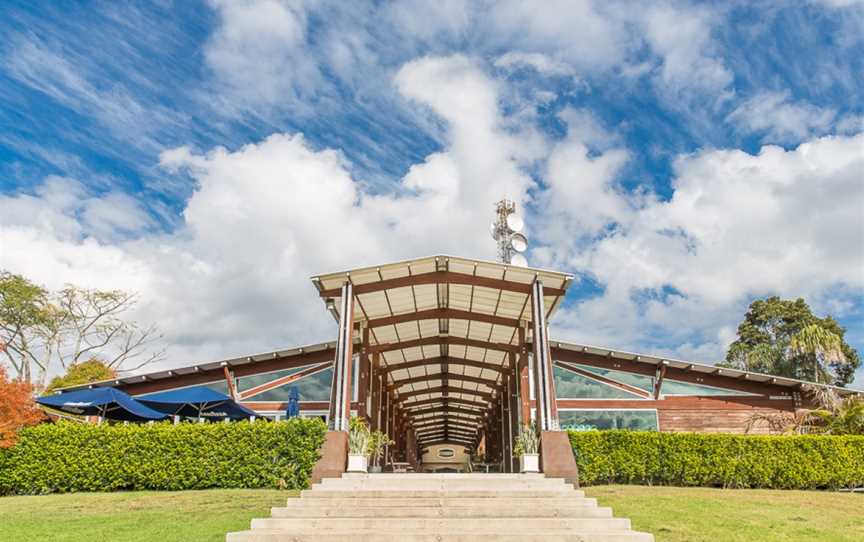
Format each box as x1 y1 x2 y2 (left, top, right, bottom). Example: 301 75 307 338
65 255 860 473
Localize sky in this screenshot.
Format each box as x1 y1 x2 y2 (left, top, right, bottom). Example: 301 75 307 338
1 0 862 389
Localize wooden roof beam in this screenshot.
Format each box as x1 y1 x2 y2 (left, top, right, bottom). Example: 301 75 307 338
365 309 521 330
318 270 565 298
369 336 519 354
401 397 488 410
388 372 500 392
382 356 506 375
395 386 494 401
406 405 484 418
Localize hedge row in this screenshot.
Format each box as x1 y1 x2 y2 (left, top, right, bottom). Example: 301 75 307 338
0 418 326 495
569 430 864 489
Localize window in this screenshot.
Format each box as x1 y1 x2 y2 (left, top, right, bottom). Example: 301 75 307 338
236 366 309 393
554 366 644 399
559 409 658 431
569 364 756 396
251 367 333 402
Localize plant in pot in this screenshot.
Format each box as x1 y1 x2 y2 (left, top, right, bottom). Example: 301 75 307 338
514 421 540 473
347 416 370 472
366 430 394 473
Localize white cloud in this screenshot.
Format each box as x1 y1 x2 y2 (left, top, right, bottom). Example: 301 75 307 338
1 55 536 375
204 0 321 110
638 3 733 100
495 52 576 77
728 91 837 143
549 132 864 365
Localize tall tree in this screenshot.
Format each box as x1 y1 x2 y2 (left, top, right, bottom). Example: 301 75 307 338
0 271 163 386
720 296 860 386
0 272 57 383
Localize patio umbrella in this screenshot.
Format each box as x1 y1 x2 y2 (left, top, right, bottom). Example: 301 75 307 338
286 387 300 418
137 387 257 420
37 387 169 422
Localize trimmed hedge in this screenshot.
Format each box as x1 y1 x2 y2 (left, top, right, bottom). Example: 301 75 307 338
0 418 326 495
569 430 864 490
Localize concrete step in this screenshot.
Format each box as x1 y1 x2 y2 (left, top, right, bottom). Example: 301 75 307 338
227 531 655 542
270 505 614 518
313 483 572 492
248 517 633 532
301 490 585 498
282 497 598 508
319 478 566 484
339 473 549 480
228 530 654 542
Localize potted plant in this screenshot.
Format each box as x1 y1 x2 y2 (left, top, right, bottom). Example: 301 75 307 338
366 430 394 473
347 416 370 472
514 421 540 473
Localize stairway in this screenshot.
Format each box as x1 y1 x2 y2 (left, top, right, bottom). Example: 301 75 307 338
226 473 654 541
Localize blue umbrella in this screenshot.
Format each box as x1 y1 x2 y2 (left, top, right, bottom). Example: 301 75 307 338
37 387 169 422
137 387 257 420
286 386 300 418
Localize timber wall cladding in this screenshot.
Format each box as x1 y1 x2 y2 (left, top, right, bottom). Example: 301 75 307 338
556 395 799 434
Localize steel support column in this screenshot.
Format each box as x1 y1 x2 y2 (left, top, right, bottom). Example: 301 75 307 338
328 282 355 431
531 279 559 431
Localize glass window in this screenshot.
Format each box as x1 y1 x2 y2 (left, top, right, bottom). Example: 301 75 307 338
559 409 658 431
554 366 644 399
570 363 756 396
252 367 333 402
236 366 310 392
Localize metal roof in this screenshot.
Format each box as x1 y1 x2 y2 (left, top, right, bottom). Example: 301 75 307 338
551 340 863 396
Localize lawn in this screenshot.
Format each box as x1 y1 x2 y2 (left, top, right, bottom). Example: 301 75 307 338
0 489 291 542
588 485 864 542
1 486 861 542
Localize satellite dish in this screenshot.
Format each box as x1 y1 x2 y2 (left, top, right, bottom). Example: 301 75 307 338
506 213 524 232
510 253 528 267
489 222 499 240
510 233 528 253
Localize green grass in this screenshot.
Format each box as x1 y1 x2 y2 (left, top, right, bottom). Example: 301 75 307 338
0 489 292 542
588 485 864 542
1 486 861 541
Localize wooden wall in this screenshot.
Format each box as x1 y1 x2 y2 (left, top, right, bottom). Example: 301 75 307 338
556 395 802 434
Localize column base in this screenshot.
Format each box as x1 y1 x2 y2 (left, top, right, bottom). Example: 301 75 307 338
540 430 580 487
310 431 348 484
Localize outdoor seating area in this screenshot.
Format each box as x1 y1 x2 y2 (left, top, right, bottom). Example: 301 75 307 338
36 386 258 424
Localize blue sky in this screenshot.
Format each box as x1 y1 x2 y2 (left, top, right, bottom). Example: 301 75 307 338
1 0 862 388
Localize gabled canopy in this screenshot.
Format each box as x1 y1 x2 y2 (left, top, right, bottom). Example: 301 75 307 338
312 255 573 444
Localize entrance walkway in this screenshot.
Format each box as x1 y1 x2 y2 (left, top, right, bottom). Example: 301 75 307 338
227 473 654 541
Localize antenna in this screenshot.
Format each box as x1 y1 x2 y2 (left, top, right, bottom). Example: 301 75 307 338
490 198 529 266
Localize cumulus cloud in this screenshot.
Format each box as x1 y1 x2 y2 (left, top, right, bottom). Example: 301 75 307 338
728 91 837 143
1 55 537 373
550 132 864 363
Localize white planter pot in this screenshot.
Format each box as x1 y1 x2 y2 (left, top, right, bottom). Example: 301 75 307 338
520 454 539 473
347 454 368 473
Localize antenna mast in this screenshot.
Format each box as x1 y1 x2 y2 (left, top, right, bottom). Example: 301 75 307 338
490 199 529 266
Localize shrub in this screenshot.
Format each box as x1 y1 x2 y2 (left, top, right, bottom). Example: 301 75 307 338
0 418 326 495
569 430 864 490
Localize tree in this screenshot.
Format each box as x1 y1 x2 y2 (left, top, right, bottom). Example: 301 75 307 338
45 359 117 394
0 271 164 387
719 296 860 386
0 272 57 384
0 366 45 448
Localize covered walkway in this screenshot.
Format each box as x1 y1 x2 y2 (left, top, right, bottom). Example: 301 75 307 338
311 255 572 470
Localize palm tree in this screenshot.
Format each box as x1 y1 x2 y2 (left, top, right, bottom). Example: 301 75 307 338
789 325 846 383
